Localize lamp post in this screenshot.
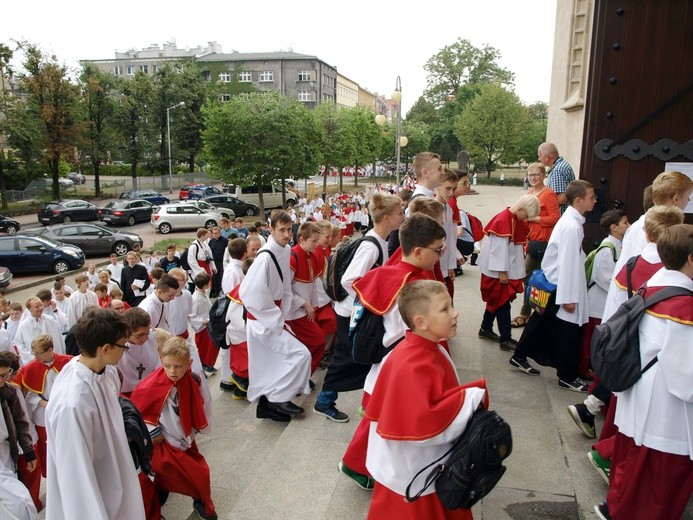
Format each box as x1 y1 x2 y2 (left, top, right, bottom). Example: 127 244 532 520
375 77 407 189
167 101 185 194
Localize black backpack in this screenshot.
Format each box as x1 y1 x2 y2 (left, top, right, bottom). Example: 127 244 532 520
591 285 693 392
406 407 513 510
207 293 233 350
325 236 383 302
179 243 199 271
348 297 402 365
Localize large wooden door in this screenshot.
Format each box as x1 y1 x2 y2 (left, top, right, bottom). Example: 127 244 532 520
580 0 692 248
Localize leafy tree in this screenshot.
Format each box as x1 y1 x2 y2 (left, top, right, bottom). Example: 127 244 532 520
313 102 354 195
509 102 547 165
453 83 528 177
114 71 155 188
424 38 514 107
203 93 320 215
0 42 15 208
400 120 431 167
80 63 117 196
406 97 437 125
151 62 183 175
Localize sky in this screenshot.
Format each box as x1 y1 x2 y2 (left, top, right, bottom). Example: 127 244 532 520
5 0 556 114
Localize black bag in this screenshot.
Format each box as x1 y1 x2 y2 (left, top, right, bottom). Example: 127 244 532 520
527 240 548 260
207 294 232 349
406 407 512 510
591 285 693 392
348 297 401 365
325 236 383 302
179 243 199 271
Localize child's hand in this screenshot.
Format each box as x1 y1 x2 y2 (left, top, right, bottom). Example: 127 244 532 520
563 303 576 313
304 303 315 321
499 272 509 284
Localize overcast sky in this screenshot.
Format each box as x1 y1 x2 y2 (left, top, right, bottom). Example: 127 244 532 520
5 0 556 114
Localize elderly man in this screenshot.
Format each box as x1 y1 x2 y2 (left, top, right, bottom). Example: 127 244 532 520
538 142 576 215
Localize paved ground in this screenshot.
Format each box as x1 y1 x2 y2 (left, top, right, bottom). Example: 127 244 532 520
15 185 691 519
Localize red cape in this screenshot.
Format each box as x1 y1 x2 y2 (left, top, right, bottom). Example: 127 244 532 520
20 354 72 395
484 208 529 244
290 244 325 282
642 285 693 324
480 275 523 312
614 257 662 293
353 261 435 315
386 247 445 284
365 331 488 440
130 367 208 437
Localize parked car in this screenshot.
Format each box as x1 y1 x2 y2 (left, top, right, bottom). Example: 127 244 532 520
225 184 297 208
43 177 75 188
38 223 142 257
67 172 87 184
202 194 259 217
0 266 12 289
0 234 84 274
180 199 235 219
119 190 170 205
151 204 223 234
0 215 21 234
38 200 99 225
179 184 224 200
98 199 154 226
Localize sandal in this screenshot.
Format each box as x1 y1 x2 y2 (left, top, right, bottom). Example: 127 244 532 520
511 315 530 328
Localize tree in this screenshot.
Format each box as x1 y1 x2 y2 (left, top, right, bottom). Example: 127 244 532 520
424 38 515 107
18 44 81 199
151 62 182 176
0 42 14 209
313 102 354 195
508 102 547 165
453 83 528 177
80 63 117 196
203 93 320 215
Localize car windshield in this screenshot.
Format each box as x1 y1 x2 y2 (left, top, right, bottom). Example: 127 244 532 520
31 235 62 247
108 200 129 209
44 203 62 210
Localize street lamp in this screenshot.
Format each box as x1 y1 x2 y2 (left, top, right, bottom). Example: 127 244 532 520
167 101 185 194
375 76 407 189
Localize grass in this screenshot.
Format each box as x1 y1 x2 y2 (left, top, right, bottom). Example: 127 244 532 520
150 238 194 254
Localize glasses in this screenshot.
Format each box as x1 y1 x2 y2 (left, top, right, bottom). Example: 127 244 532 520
459 181 470 186
112 343 130 351
0 369 15 380
132 328 154 339
424 246 445 256
527 174 543 178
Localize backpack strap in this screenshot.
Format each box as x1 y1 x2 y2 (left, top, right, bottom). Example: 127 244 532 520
405 435 458 502
257 249 283 282
625 255 639 298
587 242 617 289
361 235 383 267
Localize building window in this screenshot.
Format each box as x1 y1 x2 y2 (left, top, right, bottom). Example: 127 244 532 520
298 91 311 102
298 70 311 81
126 66 135 76
238 71 252 82
562 0 590 111
219 94 231 102
114 66 122 76
259 71 273 82
219 72 231 83
152 64 160 73
140 65 148 74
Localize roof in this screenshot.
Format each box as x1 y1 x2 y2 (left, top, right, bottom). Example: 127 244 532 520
196 51 334 67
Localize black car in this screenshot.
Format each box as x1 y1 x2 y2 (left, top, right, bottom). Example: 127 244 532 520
0 215 20 234
98 199 154 226
119 190 170 205
38 199 99 225
0 234 84 274
202 194 260 217
38 223 143 257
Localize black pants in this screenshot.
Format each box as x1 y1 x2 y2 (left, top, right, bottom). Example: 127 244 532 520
322 315 371 393
481 302 511 342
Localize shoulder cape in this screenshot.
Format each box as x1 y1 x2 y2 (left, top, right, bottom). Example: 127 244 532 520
20 354 72 395
353 261 434 315
484 208 529 245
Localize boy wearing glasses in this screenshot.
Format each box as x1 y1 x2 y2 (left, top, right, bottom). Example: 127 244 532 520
117 308 161 396
45 308 145 519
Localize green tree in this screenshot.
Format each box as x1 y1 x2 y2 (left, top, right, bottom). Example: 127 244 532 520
18 44 82 199
80 63 117 196
453 83 528 177
0 42 14 208
509 102 547 165
313 102 354 195
400 120 431 168
203 93 320 215
152 62 183 175
424 38 514 107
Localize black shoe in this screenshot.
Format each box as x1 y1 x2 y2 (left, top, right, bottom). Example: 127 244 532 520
509 356 540 375
219 381 235 392
267 400 304 415
193 499 218 520
594 501 611 520
309 379 316 391
559 378 588 392
478 328 501 341
499 338 518 352
256 403 291 422
567 403 596 438
232 387 247 400
454 268 463 276
157 489 170 507
229 373 249 392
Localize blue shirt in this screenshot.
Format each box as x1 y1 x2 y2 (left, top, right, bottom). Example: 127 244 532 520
547 157 575 214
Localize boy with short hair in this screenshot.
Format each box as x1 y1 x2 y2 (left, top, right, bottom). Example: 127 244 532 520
191 273 217 375
86 263 98 289
510 180 597 391
106 253 124 284
435 169 462 297
66 274 98 328
15 297 65 364
366 280 488 519
94 283 111 308
4 302 24 345
45 308 145 519
130 337 216 520
339 213 446 489
234 217 248 239
117 307 161 395
594 223 693 520
159 244 181 273
37 288 68 333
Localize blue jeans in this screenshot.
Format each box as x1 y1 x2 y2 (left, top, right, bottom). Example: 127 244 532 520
316 389 337 409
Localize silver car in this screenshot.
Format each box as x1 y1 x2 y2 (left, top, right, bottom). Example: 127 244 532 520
180 199 235 219
151 203 224 234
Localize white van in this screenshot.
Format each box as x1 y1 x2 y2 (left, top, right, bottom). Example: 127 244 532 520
225 183 297 209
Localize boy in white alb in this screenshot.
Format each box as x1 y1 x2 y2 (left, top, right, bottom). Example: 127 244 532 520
66 274 98 328
117 307 161 396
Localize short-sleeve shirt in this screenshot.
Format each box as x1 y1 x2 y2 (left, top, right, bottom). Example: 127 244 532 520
547 157 575 214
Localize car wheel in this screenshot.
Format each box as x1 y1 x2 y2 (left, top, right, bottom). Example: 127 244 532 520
53 260 70 274
159 222 172 234
246 207 255 217
63 215 72 223
286 198 297 206
113 242 130 257
204 219 217 229
5 225 17 234
127 215 136 226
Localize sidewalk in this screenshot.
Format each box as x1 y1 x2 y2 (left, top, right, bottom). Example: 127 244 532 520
27 186 693 519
